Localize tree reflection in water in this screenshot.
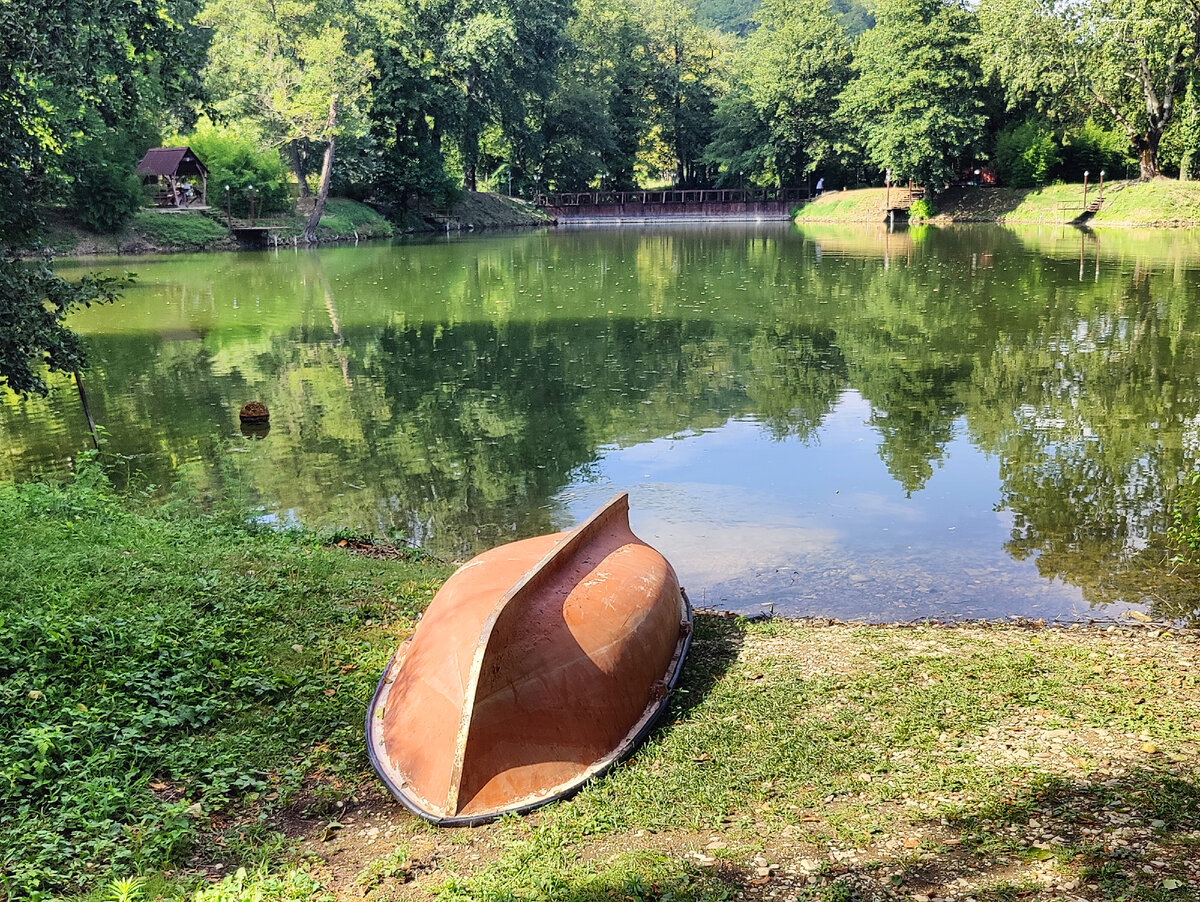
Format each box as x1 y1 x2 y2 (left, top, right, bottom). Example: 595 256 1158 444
3 225 1200 622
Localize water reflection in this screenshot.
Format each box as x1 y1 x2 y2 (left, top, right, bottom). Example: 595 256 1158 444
4 224 1200 622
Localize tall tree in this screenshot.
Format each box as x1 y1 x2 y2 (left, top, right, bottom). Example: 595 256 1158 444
977 0 1200 179
708 0 850 186
639 0 729 186
200 0 375 241
537 0 655 190
838 0 987 189
0 0 193 395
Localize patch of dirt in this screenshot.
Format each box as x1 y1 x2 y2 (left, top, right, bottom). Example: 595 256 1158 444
421 191 552 231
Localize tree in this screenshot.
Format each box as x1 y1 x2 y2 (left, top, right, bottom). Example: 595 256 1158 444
708 0 851 186
200 0 375 241
0 261 126 396
537 0 655 191
838 0 987 189
977 0 1200 179
0 0 194 396
639 0 729 186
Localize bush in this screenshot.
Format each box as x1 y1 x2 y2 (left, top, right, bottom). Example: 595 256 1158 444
908 197 935 220
1055 118 1132 182
178 120 290 218
994 119 1060 188
66 126 146 232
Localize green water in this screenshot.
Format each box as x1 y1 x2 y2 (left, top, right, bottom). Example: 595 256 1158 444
6 222 1200 622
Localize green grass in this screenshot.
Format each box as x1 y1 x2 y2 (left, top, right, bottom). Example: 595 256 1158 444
313 199 394 241
0 455 448 899
4 464 1199 901
437 618 1200 901
794 188 891 221
130 211 231 249
796 180 1200 227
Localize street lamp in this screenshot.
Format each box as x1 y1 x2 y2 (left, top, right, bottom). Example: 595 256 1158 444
974 168 981 186
1099 169 1106 199
1083 170 1090 208
224 185 231 228
248 185 256 225
532 173 540 202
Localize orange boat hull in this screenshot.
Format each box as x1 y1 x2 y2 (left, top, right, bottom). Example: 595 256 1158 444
366 493 692 825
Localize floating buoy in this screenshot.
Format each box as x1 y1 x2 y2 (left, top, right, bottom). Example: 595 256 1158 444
239 401 269 423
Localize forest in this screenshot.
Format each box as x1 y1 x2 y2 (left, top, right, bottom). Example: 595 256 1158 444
4 0 1200 235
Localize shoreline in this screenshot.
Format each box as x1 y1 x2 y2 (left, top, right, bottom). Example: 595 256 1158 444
43 192 552 260
796 181 1200 229
5 468 1199 901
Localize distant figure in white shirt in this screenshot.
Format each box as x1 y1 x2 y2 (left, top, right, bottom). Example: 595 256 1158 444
815 177 824 196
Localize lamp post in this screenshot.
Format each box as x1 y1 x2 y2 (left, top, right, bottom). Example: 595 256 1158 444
974 168 981 186
1083 170 1090 209
225 185 231 228
533 173 540 202
1099 169 1106 199
248 185 256 226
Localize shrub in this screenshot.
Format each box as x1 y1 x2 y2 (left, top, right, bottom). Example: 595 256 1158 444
66 126 146 232
178 120 290 218
908 197 935 220
994 119 1059 188
1055 118 1132 182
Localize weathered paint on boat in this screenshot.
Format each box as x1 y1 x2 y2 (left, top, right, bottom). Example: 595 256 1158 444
366 493 692 825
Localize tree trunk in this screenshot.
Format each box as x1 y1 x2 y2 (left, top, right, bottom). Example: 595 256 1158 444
1139 130 1161 179
303 98 339 245
462 119 479 192
290 140 311 198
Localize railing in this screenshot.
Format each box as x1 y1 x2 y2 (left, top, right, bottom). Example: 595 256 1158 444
537 188 809 207
886 187 925 210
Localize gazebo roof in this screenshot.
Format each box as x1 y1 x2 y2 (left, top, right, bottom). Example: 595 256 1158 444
136 146 208 178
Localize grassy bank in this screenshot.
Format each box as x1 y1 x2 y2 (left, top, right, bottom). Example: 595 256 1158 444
2 466 1198 902
795 180 1200 227
46 198 396 257
47 192 548 257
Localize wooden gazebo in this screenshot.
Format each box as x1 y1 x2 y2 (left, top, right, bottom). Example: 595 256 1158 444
136 146 208 208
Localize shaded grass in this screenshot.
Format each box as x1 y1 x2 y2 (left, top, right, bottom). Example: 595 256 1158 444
130 211 231 249
312 199 394 240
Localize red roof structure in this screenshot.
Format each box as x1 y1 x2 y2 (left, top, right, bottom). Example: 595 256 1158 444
136 147 209 207
136 146 208 179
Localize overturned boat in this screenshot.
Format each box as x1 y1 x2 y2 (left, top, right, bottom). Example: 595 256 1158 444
366 493 692 825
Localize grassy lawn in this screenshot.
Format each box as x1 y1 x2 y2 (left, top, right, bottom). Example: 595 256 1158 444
2 463 1198 902
795 180 1200 227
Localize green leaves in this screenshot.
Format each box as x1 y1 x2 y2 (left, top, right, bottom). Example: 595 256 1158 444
837 0 987 188
0 258 126 396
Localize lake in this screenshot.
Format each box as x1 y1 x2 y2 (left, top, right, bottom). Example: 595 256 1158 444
5 222 1200 623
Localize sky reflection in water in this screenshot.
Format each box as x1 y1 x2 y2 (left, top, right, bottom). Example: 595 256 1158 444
562 392 1101 622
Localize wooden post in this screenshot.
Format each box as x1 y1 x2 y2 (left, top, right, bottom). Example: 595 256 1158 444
74 371 100 450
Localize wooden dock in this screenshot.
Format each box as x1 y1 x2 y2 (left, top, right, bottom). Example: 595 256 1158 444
230 225 288 248
537 188 808 222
